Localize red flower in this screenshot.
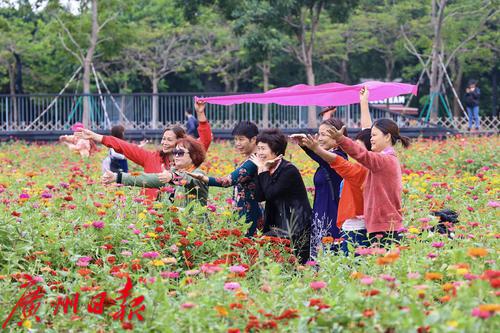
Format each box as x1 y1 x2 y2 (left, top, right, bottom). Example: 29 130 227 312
363 289 380 297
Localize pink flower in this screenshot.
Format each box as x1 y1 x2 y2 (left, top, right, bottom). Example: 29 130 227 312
360 277 374 285
185 269 200 276
92 221 105 229
181 302 196 309
487 201 500 208
160 271 180 279
305 260 317 266
207 204 217 212
200 264 223 275
427 252 438 259
19 193 30 200
432 242 444 248
310 281 327 290
224 282 241 291
471 308 492 319
229 265 247 273
380 274 396 282
407 272 421 279
142 251 159 259
76 256 92 266
121 251 132 257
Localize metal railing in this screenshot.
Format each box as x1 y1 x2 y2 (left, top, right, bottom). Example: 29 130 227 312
0 92 449 131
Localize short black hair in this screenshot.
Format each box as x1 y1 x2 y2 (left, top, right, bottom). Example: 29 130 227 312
354 128 372 151
256 128 287 156
185 108 193 115
232 121 259 139
111 125 125 139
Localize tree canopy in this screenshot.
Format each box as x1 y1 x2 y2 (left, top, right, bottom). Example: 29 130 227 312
0 0 498 116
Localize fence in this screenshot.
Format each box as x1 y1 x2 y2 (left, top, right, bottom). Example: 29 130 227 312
0 93 497 132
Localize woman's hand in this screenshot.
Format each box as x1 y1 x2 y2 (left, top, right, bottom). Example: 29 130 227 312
248 154 264 169
289 133 307 146
194 100 207 122
75 129 103 143
157 165 173 184
302 134 320 151
326 125 346 141
264 154 283 171
186 172 209 183
360 86 369 103
102 170 117 184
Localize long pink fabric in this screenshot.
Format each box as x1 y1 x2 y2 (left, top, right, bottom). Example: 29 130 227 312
197 81 417 107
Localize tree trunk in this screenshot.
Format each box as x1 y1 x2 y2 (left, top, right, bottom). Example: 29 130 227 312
385 56 394 81
492 65 498 118
340 59 350 84
305 61 317 128
151 76 159 129
429 0 447 121
451 58 463 117
119 81 127 124
7 62 17 126
82 0 99 128
82 58 92 127
14 53 23 93
261 61 270 128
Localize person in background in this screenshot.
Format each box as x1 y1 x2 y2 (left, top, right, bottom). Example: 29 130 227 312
189 121 263 236
102 125 129 173
59 122 98 158
319 106 337 121
185 108 199 138
464 80 480 131
250 129 312 264
76 100 212 201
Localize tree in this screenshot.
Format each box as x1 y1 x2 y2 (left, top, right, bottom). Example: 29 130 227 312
55 0 118 127
401 0 498 120
123 0 200 128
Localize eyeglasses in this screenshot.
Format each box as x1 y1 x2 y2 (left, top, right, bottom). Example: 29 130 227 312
172 149 187 157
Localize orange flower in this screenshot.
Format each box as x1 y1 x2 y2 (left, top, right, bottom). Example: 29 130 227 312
77 268 92 277
468 248 488 257
478 304 500 312
321 236 334 244
425 272 443 280
214 305 228 317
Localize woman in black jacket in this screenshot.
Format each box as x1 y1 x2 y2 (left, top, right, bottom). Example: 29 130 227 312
250 129 312 264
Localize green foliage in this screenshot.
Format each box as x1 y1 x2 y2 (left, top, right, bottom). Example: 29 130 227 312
0 0 497 115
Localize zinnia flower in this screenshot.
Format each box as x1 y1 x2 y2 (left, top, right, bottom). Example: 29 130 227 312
310 281 327 290
224 282 241 291
92 221 104 229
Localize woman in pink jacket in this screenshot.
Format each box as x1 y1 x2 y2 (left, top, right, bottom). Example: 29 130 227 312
328 119 410 246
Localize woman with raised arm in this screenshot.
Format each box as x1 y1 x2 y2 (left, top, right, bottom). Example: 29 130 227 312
327 117 410 246
103 136 208 207
299 87 374 253
77 101 212 201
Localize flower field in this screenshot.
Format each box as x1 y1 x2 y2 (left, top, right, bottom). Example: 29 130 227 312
0 136 498 332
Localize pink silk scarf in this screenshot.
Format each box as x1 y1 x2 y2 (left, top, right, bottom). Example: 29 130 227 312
196 81 418 107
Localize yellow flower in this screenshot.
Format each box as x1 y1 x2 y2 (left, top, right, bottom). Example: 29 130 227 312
446 321 458 328
152 260 164 267
456 268 468 275
147 232 158 239
138 212 146 220
22 320 32 329
408 227 420 234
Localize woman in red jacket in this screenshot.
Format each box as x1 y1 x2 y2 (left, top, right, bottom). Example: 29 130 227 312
77 100 212 201
327 119 410 246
